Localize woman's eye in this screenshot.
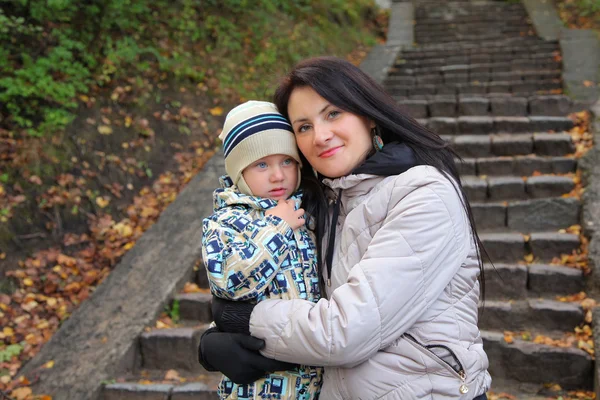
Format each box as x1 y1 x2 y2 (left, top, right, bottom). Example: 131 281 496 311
297 124 310 133
328 110 340 119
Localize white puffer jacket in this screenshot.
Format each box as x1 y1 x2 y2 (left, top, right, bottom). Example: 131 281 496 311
249 165 492 399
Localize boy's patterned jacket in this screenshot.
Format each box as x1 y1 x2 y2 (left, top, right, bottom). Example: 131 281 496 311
202 176 322 399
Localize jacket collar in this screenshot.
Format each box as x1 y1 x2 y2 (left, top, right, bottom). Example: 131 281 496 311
322 142 419 205
213 175 302 212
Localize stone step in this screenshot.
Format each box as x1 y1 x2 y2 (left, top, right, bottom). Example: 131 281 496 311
400 43 559 60
447 133 574 157
391 60 561 77
480 232 580 263
393 58 560 72
411 37 555 52
415 20 528 29
472 197 581 231
484 263 585 300
388 79 562 97
388 70 562 87
461 174 575 201
175 292 212 322
417 11 527 20
482 330 593 389
103 378 219 400
140 326 209 372
488 377 588 400
425 116 574 135
457 155 576 176
397 95 571 118
416 32 534 44
479 300 583 331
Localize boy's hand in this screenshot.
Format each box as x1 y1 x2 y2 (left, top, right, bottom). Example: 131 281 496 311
266 199 305 230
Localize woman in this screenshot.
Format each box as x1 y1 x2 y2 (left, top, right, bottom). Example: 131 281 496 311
199 57 491 399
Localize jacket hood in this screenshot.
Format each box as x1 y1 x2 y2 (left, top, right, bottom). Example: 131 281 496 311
213 175 302 212
353 141 419 176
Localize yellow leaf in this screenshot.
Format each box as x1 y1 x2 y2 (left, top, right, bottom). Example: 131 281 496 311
44 360 55 369
209 106 224 116
165 369 180 381
37 320 49 329
125 116 132 127
96 197 110 208
3 326 14 337
583 80 595 87
23 278 34 287
98 125 113 135
11 387 32 400
123 242 134 250
0 184 4 196
524 254 534 263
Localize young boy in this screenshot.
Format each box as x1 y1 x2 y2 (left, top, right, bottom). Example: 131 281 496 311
201 101 323 399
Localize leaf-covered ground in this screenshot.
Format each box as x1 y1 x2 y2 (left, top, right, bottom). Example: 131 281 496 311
0 11 388 399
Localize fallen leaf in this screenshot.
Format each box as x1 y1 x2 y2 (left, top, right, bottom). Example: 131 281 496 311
96 197 110 208
11 387 32 400
44 360 55 369
98 125 113 135
209 106 224 116
165 369 180 381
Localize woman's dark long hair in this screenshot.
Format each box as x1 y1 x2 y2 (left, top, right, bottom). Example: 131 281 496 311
274 56 489 301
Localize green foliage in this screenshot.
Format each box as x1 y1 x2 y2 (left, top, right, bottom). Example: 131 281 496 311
1 0 378 136
0 343 23 362
167 299 180 323
575 0 600 16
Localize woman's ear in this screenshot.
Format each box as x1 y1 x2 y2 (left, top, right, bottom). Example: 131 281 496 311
369 120 376 130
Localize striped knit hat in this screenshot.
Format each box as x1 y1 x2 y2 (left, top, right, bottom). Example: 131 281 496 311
218 101 301 196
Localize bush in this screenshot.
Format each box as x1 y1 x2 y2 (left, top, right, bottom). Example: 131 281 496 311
0 0 378 136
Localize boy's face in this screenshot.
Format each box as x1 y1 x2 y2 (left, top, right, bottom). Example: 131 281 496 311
242 154 299 200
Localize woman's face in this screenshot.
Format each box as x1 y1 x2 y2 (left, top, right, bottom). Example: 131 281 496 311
287 86 374 179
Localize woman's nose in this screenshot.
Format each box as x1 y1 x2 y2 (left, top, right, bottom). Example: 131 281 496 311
313 123 332 146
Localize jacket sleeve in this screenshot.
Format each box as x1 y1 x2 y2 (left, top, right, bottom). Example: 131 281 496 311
249 177 472 367
202 213 294 301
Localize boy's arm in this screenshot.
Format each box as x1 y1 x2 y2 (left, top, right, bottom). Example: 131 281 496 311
202 212 294 301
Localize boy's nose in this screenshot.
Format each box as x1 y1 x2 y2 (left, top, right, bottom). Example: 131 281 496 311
270 167 284 182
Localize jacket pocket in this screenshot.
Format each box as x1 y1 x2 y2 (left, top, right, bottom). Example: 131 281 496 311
403 334 470 396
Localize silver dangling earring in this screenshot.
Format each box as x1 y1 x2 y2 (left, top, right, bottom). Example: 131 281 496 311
372 127 384 152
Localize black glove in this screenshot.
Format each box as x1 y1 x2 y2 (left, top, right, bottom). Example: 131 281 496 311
212 295 255 335
198 327 297 384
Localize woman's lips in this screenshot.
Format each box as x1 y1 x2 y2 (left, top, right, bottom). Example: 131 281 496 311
319 146 342 158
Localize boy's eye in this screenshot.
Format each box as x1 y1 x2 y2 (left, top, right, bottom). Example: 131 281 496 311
256 162 267 169
282 158 294 166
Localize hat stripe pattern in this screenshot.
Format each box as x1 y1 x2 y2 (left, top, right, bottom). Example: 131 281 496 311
223 113 294 157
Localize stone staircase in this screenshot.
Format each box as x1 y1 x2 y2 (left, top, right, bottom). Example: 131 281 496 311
387 0 593 397
102 1 594 399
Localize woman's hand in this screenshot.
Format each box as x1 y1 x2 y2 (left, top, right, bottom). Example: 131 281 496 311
211 295 255 335
198 327 297 384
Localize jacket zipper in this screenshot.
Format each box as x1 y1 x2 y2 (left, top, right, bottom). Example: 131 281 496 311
404 334 469 395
